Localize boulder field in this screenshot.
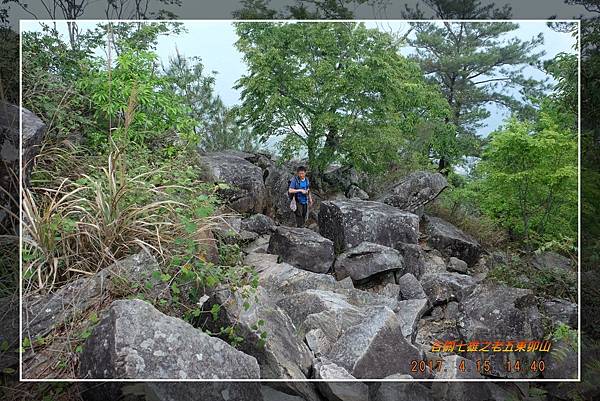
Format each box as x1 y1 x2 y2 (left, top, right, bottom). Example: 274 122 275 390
20 150 578 400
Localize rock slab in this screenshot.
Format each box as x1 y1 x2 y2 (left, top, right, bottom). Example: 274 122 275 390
268 226 334 273
334 241 404 282
319 199 419 254
79 299 260 379
424 215 481 265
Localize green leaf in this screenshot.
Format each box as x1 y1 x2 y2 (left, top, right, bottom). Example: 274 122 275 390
210 304 221 321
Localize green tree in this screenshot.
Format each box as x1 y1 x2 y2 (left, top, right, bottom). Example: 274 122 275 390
233 0 380 19
234 22 451 180
77 48 198 152
402 0 512 19
476 110 577 245
407 21 546 172
232 0 278 19
163 51 257 152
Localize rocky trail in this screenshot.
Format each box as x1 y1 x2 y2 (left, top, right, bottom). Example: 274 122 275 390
17 148 579 401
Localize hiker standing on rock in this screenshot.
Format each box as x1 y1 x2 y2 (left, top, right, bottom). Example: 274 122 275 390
288 166 313 228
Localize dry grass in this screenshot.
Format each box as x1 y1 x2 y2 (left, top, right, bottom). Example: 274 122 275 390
21 143 227 295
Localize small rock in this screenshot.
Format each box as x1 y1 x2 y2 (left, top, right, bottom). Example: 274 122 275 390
447 257 468 274
397 273 427 300
241 214 277 235
313 360 369 401
346 185 369 200
444 301 460 321
420 272 477 305
423 215 481 265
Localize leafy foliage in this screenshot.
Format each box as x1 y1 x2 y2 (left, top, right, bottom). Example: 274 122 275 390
163 51 258 152
78 48 198 152
408 21 547 170
235 22 452 176
476 108 577 245
21 23 263 354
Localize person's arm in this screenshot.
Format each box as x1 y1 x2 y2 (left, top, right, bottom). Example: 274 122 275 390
288 178 300 194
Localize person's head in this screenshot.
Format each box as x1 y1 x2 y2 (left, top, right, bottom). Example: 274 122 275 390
296 166 306 179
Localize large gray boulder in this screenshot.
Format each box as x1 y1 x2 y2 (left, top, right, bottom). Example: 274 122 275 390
458 283 543 342
423 215 481 265
333 241 405 283
277 289 363 333
79 299 260 379
395 242 427 278
23 251 164 339
146 383 264 401
268 226 334 273
420 272 477 305
319 199 420 254
81 381 264 401
396 298 429 342
327 306 424 378
263 163 296 225
243 252 352 301
378 171 447 214
541 298 578 329
200 151 266 214
531 251 574 272
1 102 45 233
241 213 277 235
198 286 313 381
323 164 360 193
458 283 544 378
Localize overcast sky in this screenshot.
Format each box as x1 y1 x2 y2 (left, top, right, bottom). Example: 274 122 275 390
22 20 577 138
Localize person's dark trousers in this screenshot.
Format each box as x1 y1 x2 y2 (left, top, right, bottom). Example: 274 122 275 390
295 202 308 227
